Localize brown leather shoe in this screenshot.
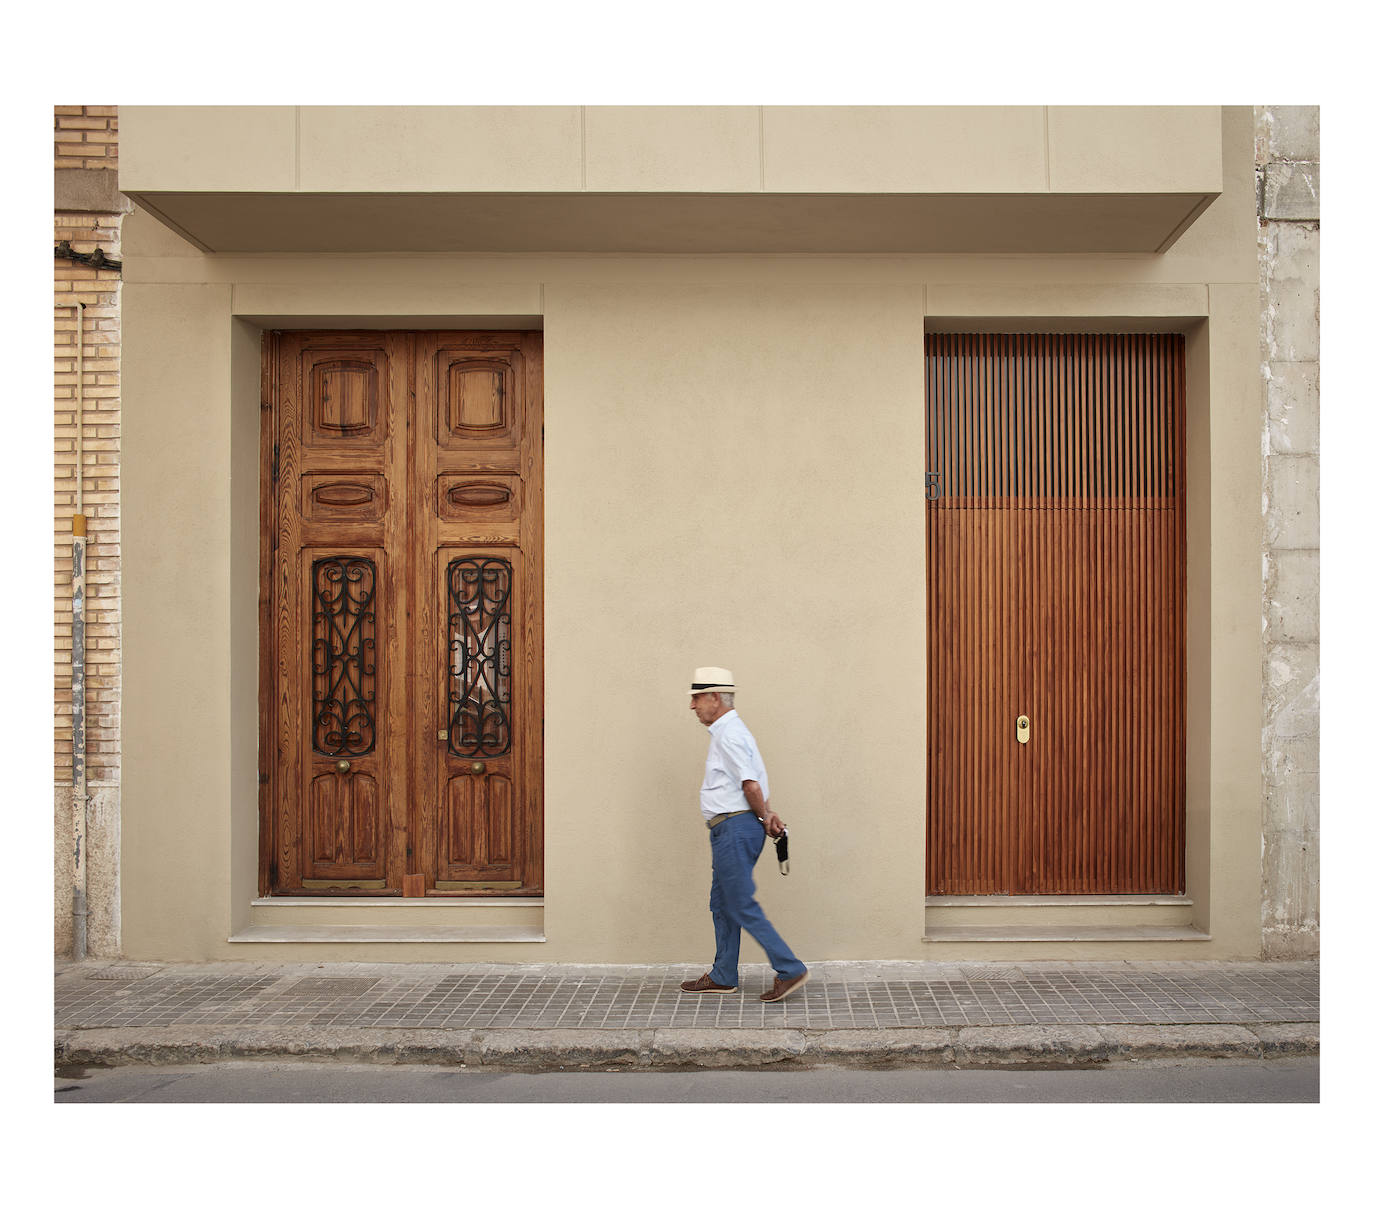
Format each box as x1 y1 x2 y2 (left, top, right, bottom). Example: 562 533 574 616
760 970 810 1002
680 973 738 994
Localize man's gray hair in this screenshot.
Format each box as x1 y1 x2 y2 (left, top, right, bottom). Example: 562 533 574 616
718 692 735 709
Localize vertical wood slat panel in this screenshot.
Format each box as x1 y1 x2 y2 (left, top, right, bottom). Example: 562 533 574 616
926 333 1186 895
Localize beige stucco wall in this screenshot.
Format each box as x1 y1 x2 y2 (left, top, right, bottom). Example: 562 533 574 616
120 106 1261 962
542 280 926 960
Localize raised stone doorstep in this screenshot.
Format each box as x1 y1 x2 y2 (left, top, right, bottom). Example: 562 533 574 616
924 895 1207 943
229 897 546 944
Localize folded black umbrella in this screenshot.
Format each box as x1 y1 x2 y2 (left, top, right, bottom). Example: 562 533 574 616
774 827 789 875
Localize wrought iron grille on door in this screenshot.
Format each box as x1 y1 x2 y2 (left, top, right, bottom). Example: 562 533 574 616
312 556 378 758
447 556 513 760
925 333 1186 895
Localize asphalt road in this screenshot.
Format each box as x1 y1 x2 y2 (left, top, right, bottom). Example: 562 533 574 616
54 1057 1318 1103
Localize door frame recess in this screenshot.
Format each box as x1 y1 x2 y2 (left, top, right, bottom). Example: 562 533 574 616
918 316 1213 942
255 326 544 900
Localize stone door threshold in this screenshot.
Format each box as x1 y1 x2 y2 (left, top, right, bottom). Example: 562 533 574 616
923 925 1210 943
926 895 1193 907
250 897 545 907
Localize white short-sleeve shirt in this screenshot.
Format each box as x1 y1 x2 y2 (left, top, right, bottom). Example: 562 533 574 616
700 710 769 821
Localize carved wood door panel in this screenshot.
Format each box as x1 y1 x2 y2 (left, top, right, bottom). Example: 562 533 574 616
924 333 1186 895
261 331 543 896
414 334 543 894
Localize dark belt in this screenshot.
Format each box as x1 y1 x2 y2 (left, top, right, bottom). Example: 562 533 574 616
707 809 754 830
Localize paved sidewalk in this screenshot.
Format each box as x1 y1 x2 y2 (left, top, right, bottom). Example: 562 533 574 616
55 958 1318 1071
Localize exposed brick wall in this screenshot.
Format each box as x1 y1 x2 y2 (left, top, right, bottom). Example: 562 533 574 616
56 107 123 956
55 105 119 172
54 219 122 784
54 107 122 787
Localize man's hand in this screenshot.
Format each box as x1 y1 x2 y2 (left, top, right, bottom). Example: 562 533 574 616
743 780 786 838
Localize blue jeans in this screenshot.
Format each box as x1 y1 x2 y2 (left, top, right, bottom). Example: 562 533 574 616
707 813 807 986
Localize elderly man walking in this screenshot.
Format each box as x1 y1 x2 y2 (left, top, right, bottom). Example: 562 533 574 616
681 666 809 1003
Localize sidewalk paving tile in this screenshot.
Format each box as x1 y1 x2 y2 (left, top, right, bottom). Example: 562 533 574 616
57 959 1317 1035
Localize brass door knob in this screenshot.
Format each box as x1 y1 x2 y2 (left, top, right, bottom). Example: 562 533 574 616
471 761 486 775
336 759 351 774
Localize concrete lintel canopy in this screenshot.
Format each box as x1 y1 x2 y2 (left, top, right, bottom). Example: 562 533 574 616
126 189 1216 255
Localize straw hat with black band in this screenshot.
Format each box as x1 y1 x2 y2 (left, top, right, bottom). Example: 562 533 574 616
689 667 736 696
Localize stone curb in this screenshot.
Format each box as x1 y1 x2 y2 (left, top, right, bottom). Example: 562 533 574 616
650 1028 807 1068
806 1028 958 1065
956 1025 1111 1066
1251 1023 1320 1056
55 1023 1318 1071
1096 1024 1263 1061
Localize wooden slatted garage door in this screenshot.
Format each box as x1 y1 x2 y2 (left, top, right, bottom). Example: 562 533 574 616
925 333 1186 895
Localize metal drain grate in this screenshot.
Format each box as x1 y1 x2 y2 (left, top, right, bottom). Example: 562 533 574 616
880 965 971 983
84 965 161 981
960 966 1027 982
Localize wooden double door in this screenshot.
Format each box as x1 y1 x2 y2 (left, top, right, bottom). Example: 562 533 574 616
260 331 543 896
925 333 1186 895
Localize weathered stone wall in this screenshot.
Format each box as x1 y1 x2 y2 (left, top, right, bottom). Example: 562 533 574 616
1256 106 1319 958
55 106 126 956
